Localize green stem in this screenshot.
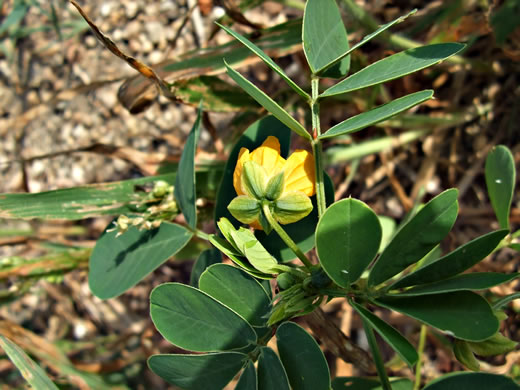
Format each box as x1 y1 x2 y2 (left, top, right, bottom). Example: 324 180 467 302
262 203 313 269
310 76 326 217
363 319 392 390
414 325 428 390
272 0 305 10
195 229 211 241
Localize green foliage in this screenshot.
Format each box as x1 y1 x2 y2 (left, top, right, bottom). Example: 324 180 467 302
257 347 291 390
225 61 311 140
303 0 350 77
393 272 519 296
351 301 418 367
0 174 175 220
199 264 271 327
276 322 331 390
368 189 459 286
422 372 520 389
148 353 248 390
89 222 192 299
376 291 498 341
190 248 221 288
390 229 509 289
217 22 309 99
320 43 465 98
485 145 516 230
490 0 520 45
332 377 413 390
150 283 257 351
316 198 382 287
175 103 203 229
236 361 257 390
319 90 434 139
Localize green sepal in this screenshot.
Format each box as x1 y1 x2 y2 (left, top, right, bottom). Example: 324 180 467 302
258 209 273 234
453 339 480 371
242 161 267 200
228 196 261 224
467 332 518 356
265 171 285 200
268 303 288 326
274 191 313 224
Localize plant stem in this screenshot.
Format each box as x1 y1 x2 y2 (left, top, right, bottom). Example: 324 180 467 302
414 325 428 390
195 229 210 241
310 76 326 217
272 0 305 10
262 203 313 269
363 319 392 390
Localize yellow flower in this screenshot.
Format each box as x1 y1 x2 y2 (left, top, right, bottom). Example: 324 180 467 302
228 136 315 230
233 136 315 198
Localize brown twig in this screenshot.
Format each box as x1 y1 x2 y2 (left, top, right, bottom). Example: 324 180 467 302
305 308 376 374
69 0 175 100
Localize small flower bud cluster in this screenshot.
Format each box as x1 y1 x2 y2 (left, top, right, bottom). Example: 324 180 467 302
110 180 179 236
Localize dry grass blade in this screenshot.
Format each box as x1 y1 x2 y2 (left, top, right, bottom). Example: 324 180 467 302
69 0 175 100
2 143 181 176
0 250 90 280
0 321 87 389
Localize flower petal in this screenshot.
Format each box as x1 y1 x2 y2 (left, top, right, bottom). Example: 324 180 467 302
233 147 250 196
250 136 286 177
283 150 315 196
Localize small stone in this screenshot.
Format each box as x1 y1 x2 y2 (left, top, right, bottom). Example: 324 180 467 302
125 20 141 37
148 50 162 64
145 21 165 44
85 35 97 48
139 33 153 53
97 86 118 108
31 160 46 175
112 28 123 41
160 0 178 14
144 2 160 16
128 38 142 52
100 2 112 17
125 1 140 19
73 321 88 339
72 165 85 183
26 90 39 106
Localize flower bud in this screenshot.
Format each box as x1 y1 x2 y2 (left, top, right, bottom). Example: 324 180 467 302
241 160 267 199
277 272 297 290
265 171 285 200
152 180 171 198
